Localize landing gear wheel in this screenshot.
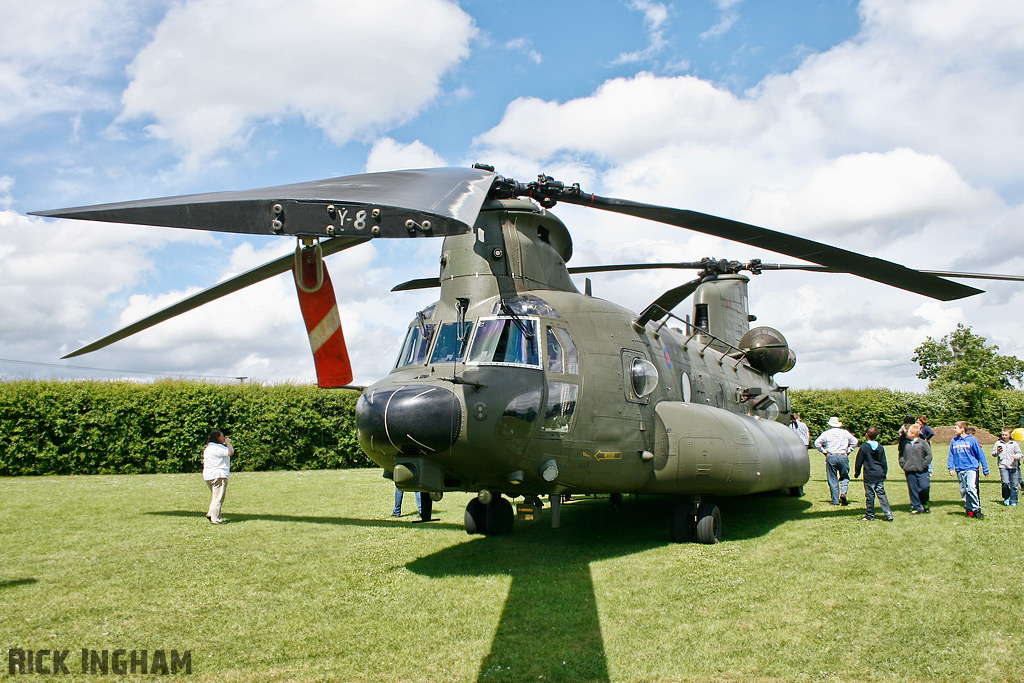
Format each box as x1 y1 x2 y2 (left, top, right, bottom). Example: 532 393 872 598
464 498 487 535
695 502 722 544
788 485 804 497
484 496 515 536
669 497 695 543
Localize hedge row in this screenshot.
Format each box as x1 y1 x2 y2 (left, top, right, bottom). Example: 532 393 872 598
789 387 1024 444
3 380 1022 476
0 380 370 476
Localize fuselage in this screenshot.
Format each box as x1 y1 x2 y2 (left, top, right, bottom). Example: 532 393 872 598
355 199 809 498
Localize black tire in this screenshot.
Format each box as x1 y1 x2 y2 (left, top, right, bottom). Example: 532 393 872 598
465 498 487 535
669 497 695 543
788 485 804 497
484 497 515 536
696 502 722 544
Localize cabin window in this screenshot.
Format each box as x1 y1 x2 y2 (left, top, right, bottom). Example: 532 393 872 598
680 372 692 402
395 324 435 368
545 326 579 374
428 322 473 364
543 382 578 433
467 317 540 368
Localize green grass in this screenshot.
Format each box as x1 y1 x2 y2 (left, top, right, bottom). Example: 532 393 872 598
2 447 1023 682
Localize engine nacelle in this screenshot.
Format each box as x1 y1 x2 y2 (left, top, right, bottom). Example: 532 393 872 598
739 326 795 375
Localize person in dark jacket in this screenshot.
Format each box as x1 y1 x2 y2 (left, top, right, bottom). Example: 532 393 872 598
900 423 933 514
854 427 893 521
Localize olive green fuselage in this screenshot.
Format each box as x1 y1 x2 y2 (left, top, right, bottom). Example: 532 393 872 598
355 200 809 498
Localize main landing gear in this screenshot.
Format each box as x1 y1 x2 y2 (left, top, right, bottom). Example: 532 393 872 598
670 495 722 544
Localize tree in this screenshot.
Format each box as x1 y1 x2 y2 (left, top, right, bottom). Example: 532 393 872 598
913 324 1024 422
913 323 1024 390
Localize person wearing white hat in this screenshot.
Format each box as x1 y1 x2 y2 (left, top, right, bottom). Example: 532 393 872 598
814 416 858 505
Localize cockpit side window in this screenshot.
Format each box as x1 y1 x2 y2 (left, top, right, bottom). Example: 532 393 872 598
429 322 473 364
394 324 435 368
467 317 540 368
546 326 579 374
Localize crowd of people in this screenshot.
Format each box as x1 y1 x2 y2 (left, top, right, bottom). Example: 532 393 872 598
789 414 1021 521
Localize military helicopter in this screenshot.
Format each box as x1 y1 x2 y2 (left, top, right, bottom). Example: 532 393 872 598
34 165 1022 543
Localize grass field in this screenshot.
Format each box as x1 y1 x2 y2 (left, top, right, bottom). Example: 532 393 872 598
2 446 1023 682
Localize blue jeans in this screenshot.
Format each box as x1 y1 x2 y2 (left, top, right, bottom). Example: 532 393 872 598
957 469 980 513
905 471 930 511
393 489 422 516
825 454 850 504
863 481 891 519
1000 468 1020 505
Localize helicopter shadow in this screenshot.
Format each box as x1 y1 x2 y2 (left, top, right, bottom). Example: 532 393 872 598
407 492 810 682
147 510 463 531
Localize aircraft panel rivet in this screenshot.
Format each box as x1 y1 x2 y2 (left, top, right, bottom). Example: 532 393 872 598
371 226 381 236
271 219 283 233
421 220 431 231
405 219 416 231
473 402 487 420
491 248 504 259
327 205 336 216
272 204 283 215
326 225 335 236
371 208 381 220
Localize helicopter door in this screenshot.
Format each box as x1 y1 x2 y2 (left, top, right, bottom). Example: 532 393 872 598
540 326 580 436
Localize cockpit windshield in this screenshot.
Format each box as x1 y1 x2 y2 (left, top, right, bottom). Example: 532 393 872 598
428 322 474 364
467 317 540 368
394 324 434 368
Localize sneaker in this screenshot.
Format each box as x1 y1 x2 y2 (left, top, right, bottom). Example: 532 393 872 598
391 512 401 518
884 516 894 522
1005 499 1011 506
858 516 874 521
967 510 975 517
840 494 848 506
975 511 985 520
910 509 920 515
923 508 931 514
1012 503 1018 507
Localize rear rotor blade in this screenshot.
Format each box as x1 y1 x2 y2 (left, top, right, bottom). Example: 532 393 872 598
33 167 496 240
62 236 368 358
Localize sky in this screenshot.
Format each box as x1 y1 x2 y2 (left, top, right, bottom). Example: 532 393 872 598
1 0 1023 391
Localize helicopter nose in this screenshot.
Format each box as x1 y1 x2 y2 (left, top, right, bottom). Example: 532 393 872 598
356 385 463 456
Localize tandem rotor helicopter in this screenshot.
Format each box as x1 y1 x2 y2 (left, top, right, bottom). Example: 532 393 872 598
34 165 1023 543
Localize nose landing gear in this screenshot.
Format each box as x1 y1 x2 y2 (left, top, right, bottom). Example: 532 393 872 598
464 496 514 535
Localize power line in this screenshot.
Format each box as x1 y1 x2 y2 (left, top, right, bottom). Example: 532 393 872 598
0 357 247 382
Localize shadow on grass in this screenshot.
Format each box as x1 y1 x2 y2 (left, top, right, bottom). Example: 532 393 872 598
147 510 463 530
407 492 810 683
0 578 37 590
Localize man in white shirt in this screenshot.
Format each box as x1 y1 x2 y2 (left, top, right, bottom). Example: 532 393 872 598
202 430 234 524
814 416 858 506
789 413 810 447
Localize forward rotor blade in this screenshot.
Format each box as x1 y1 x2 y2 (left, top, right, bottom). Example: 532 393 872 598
33 167 496 240
556 193 983 301
62 236 368 358
636 277 705 327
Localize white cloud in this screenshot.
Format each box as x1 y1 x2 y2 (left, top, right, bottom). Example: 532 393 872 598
366 138 446 173
504 38 543 65
0 0 158 125
614 1 671 64
119 0 476 168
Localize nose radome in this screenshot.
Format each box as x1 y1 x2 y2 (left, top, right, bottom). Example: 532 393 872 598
356 385 463 456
